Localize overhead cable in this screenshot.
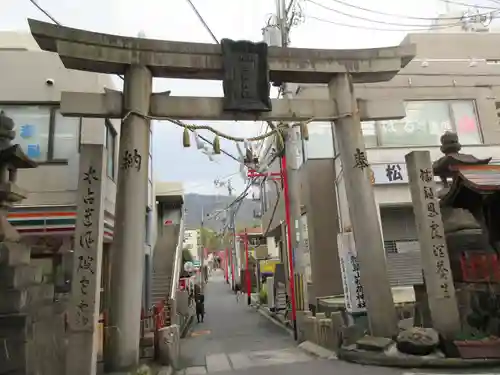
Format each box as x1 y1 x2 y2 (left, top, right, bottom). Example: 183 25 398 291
306 0 498 27
305 13 488 31
322 0 499 20
28 0 61 24
185 0 219 44
438 0 499 10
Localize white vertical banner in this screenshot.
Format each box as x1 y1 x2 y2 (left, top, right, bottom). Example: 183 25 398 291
337 232 367 314
300 214 312 283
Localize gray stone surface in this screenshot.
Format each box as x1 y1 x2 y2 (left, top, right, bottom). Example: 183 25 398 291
396 327 439 356
341 324 367 346
356 336 394 352
179 271 298 371
0 265 42 289
28 18 415 83
180 271 500 375
0 242 31 267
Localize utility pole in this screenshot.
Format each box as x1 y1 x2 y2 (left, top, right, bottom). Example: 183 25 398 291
274 0 306 340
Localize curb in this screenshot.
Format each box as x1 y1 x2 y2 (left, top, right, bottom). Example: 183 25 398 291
298 341 338 360
338 347 500 369
252 303 294 337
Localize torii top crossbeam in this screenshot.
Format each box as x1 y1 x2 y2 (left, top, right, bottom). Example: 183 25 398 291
28 19 415 84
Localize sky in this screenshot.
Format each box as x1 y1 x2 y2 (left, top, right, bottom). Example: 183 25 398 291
4 0 500 195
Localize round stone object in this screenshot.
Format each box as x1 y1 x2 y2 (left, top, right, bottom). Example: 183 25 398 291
396 327 439 356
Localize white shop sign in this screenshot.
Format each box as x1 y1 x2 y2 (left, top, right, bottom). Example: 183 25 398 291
370 162 442 185
337 232 367 314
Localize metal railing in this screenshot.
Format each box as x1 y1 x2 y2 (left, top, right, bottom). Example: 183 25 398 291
170 208 185 300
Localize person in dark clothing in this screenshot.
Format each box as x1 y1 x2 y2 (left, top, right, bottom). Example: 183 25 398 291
195 293 205 323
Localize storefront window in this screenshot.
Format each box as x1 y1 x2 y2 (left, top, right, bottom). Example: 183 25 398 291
451 101 482 145
0 105 81 162
1 105 50 160
54 110 80 160
361 122 378 148
362 100 481 147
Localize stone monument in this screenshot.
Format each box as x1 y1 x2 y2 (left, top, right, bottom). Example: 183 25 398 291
0 111 65 375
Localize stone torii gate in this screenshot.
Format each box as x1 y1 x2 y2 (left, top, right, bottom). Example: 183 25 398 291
28 19 415 372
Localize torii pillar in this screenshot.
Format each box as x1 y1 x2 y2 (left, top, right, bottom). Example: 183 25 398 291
105 65 152 369
27 19 415 369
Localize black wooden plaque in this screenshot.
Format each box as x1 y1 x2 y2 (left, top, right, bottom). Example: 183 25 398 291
221 38 272 113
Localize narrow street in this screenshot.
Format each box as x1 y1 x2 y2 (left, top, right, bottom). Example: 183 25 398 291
178 270 404 375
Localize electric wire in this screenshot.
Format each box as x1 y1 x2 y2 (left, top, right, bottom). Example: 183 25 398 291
438 0 500 10
185 0 219 44
306 0 500 28
28 0 61 24
321 0 500 20
305 13 487 31
307 0 463 27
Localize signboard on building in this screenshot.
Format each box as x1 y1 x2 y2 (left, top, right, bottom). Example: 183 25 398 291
369 162 443 185
337 232 367 314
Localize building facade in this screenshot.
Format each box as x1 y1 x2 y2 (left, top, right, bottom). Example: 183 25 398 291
261 32 500 296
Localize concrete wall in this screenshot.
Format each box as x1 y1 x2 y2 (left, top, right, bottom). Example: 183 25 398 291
300 159 344 299
0 33 120 212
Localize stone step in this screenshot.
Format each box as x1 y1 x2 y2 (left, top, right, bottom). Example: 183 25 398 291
0 241 31 267
0 284 54 314
0 265 43 290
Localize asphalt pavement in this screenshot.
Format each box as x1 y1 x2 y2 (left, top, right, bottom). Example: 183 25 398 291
178 269 498 375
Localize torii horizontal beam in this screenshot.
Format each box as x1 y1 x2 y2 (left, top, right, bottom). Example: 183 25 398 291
28 19 415 84
60 91 405 122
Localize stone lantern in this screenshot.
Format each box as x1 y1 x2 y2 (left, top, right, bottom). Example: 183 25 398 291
0 110 37 242
0 111 65 375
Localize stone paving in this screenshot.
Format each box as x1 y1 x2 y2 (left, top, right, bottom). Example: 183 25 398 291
179 270 500 375
179 270 311 374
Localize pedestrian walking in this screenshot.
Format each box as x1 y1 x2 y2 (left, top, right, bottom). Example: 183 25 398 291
235 283 242 303
195 292 205 323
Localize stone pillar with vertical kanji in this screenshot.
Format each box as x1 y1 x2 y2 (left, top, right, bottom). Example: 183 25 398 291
66 144 106 375
406 150 460 338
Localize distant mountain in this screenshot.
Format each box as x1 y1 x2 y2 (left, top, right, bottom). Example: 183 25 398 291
184 193 261 232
